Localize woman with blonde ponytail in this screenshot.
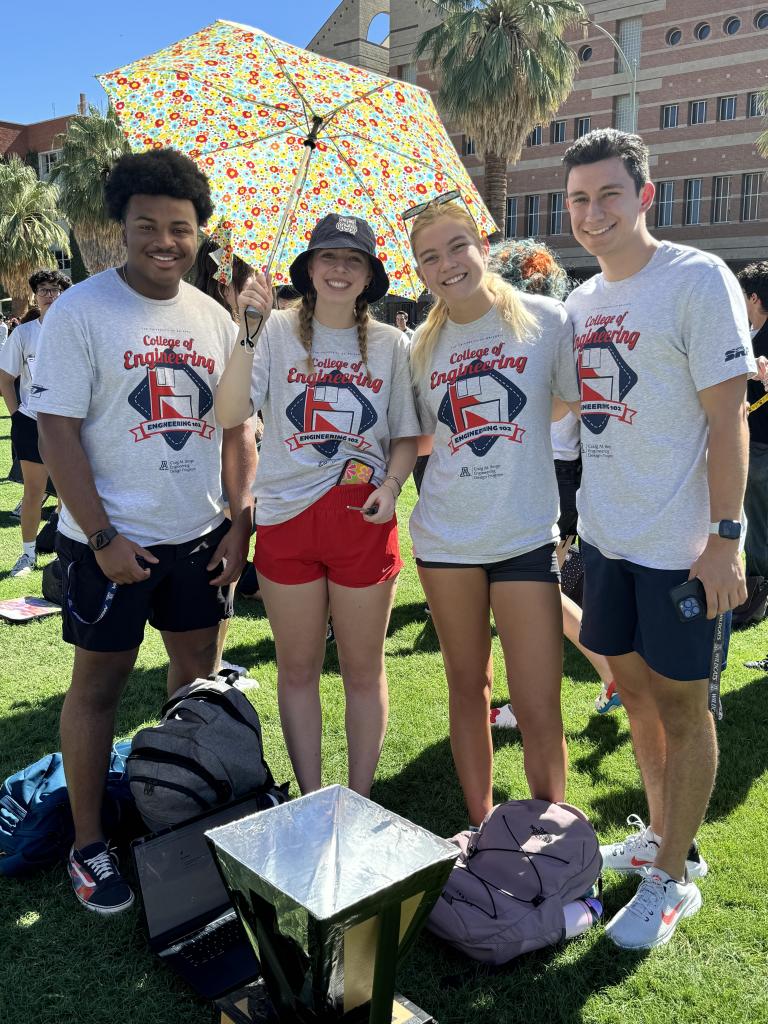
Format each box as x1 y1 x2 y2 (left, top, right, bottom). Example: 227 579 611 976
215 214 419 798
408 202 581 826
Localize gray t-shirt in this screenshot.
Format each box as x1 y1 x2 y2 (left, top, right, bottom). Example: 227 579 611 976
566 241 755 570
249 310 420 526
0 318 41 420
410 296 579 563
29 269 237 547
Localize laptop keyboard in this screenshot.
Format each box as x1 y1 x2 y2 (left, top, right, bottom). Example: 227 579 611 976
170 915 243 967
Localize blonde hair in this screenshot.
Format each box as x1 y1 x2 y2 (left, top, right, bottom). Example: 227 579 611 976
296 288 372 374
409 205 537 380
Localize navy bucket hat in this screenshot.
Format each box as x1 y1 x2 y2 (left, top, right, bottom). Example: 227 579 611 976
289 214 390 303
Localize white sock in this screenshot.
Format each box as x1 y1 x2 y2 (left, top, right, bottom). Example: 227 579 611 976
647 827 662 845
22 541 36 560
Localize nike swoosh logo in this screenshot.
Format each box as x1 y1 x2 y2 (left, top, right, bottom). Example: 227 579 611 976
630 856 654 866
661 899 685 925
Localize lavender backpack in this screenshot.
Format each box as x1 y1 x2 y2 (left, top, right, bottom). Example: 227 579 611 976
426 800 602 964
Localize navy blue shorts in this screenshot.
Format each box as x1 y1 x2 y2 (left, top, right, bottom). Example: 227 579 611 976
580 540 730 682
416 542 560 584
55 519 233 653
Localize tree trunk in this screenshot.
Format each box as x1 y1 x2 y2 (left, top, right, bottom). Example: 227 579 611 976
1 270 33 316
483 152 508 240
74 221 126 275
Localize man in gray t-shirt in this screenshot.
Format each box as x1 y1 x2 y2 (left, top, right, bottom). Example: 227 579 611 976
31 150 255 917
563 129 753 951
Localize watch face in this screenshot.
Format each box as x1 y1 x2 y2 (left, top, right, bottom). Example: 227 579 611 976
719 520 741 540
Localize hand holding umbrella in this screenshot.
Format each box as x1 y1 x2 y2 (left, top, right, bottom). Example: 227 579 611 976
236 271 272 348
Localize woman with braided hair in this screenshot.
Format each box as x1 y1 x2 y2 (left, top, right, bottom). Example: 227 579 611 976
215 214 419 797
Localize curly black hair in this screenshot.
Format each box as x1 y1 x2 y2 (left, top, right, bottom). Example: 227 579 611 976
104 148 214 225
29 268 72 292
737 262 768 312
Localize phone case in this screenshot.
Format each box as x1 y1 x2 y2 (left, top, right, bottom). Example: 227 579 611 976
670 578 707 622
337 459 375 485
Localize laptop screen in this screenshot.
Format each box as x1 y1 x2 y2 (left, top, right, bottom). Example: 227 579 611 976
134 798 263 940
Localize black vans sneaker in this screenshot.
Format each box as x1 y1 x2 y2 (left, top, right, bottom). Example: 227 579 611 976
68 842 134 914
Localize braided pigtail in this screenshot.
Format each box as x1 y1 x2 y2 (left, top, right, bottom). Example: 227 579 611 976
298 289 316 371
355 295 371 380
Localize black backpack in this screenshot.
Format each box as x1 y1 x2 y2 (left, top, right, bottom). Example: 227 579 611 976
42 557 63 605
36 511 59 554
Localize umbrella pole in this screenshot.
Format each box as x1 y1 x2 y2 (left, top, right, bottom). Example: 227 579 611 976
244 116 322 341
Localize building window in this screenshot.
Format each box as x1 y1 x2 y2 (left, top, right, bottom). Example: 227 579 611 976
462 136 476 156
526 125 543 147
718 96 737 121
723 17 741 35
694 22 711 40
576 116 591 138
666 28 682 45
551 120 566 144
549 192 565 235
505 196 518 239
689 100 707 125
742 173 762 221
615 95 634 132
756 11 768 30
712 176 731 223
661 104 679 129
617 17 642 68
38 149 61 180
684 178 703 225
52 248 71 273
578 45 592 62
748 92 766 118
399 62 418 84
656 181 674 227
526 194 541 236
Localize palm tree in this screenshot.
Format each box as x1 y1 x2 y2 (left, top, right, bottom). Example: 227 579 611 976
0 156 70 314
416 0 586 235
49 104 129 274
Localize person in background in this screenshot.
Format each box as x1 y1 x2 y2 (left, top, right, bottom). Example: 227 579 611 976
395 309 414 340
32 149 254 915
0 268 70 576
564 128 752 948
407 199 580 829
216 213 419 799
485 239 619 727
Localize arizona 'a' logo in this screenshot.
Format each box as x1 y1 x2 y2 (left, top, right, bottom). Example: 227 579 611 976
285 383 377 457
578 338 638 435
128 361 214 451
438 367 526 456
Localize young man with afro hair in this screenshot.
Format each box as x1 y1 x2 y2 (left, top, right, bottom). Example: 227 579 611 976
32 148 257 914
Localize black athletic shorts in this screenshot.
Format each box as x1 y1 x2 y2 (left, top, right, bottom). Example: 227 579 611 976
555 456 581 540
55 519 234 653
10 411 42 464
416 542 560 583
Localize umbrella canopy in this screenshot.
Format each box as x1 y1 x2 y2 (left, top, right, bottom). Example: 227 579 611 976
98 20 496 300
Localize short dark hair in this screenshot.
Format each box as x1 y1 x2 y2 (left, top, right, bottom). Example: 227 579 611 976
29 268 72 292
276 284 300 302
563 128 650 194
104 148 214 225
737 261 768 312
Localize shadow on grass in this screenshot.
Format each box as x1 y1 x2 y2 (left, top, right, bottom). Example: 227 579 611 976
0 663 172 775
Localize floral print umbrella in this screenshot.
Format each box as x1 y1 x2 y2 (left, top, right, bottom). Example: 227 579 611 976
98 19 496 299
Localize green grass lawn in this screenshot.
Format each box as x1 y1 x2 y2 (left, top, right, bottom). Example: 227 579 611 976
0 400 766 1024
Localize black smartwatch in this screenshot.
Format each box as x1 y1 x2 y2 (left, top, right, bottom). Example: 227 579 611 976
88 526 118 551
708 520 742 541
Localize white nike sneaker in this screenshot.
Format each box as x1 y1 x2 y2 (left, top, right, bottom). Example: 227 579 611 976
606 868 702 949
10 552 36 577
600 814 709 879
489 703 518 728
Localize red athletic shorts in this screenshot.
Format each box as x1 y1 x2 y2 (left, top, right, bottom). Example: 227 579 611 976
254 484 402 588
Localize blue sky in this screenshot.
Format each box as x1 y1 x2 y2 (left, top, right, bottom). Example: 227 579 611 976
1 2 390 124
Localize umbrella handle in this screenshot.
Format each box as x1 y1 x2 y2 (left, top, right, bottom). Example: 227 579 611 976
242 307 263 349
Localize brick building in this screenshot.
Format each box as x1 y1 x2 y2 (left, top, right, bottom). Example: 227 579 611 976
310 1 768 276
0 95 88 286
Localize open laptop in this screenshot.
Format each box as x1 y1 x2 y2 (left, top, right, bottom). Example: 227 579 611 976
132 795 263 1000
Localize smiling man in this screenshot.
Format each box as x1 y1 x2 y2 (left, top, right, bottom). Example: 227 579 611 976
31 149 255 914
563 129 754 949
